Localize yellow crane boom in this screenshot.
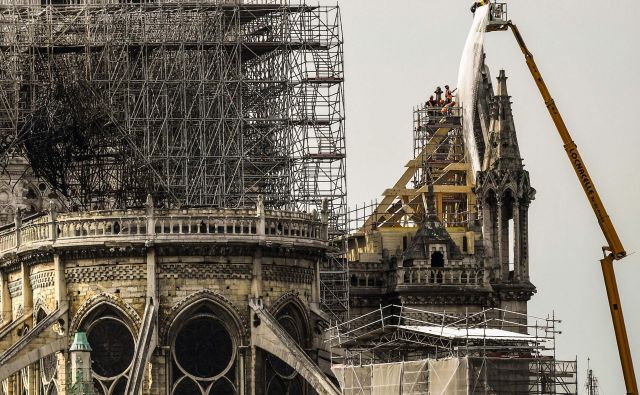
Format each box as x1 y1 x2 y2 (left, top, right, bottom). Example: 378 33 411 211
504 21 637 394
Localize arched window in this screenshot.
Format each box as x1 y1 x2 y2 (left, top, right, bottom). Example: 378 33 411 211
79 305 136 395
170 303 239 395
36 306 58 395
265 304 308 394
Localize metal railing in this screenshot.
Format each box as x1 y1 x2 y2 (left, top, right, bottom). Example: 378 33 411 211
414 106 462 129
396 267 484 286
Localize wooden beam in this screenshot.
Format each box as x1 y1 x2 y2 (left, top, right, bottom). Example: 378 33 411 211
360 126 451 231
384 185 472 197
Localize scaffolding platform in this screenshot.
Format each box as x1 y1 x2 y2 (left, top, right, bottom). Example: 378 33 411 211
326 305 578 394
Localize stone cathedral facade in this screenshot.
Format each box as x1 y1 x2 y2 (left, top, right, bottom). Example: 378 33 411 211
0 196 340 395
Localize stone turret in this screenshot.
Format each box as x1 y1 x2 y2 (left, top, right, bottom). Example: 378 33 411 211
484 70 523 171
475 69 536 319
69 332 93 395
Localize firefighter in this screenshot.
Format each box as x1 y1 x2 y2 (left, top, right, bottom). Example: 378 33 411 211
434 86 443 103
444 85 457 104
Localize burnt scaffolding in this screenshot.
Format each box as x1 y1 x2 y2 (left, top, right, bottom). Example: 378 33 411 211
0 2 349 320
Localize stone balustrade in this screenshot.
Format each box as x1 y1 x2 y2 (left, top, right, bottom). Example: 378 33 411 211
0 207 326 257
397 267 484 286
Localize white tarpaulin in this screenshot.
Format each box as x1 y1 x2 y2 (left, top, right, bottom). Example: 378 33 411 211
401 360 429 395
397 325 538 341
456 5 490 180
428 357 469 395
372 363 402 395
332 364 372 395
332 360 429 395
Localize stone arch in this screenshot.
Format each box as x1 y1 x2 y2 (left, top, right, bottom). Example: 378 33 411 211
271 292 311 346
161 289 247 344
271 291 310 328
70 292 141 336
33 298 52 322
262 294 314 394
164 289 245 395
71 294 139 394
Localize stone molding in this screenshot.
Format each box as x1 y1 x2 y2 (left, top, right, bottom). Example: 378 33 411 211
29 270 54 290
70 292 142 336
65 264 146 283
158 263 252 280
270 291 312 343
8 280 21 298
263 265 313 284
160 288 248 344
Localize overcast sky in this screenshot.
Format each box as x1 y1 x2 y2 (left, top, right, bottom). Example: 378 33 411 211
319 0 640 391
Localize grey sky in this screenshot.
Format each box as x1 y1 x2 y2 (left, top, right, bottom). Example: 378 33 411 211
318 0 640 391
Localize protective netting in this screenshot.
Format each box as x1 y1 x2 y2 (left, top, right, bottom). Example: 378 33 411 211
428 357 469 395
456 5 490 180
332 358 470 394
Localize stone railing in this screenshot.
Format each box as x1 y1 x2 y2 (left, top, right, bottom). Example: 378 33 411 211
0 204 326 257
396 267 484 287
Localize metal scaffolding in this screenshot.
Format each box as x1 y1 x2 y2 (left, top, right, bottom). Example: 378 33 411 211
327 305 578 394
0 1 349 320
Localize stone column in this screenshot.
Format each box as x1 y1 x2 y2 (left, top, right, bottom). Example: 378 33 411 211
48 202 57 242
320 199 329 241
497 199 509 281
311 258 321 308
53 254 66 307
26 366 35 395
14 210 21 248
256 195 265 238
521 203 530 281
6 373 15 395
146 247 158 347
1 271 10 323
481 200 493 263
251 249 263 299
20 262 32 313
512 201 521 281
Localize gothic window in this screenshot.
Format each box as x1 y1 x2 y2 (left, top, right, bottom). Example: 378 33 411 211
0 190 9 204
79 305 135 395
265 304 307 394
170 304 238 395
88 318 134 377
36 308 58 395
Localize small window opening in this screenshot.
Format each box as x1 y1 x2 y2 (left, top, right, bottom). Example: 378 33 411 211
430 251 444 268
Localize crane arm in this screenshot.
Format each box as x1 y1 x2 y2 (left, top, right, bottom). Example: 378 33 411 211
509 22 625 259
505 21 637 394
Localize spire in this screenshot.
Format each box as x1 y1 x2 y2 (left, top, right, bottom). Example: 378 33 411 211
70 331 94 394
496 69 508 97
485 69 522 170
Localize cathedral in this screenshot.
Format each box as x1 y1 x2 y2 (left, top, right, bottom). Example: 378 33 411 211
0 1 577 394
